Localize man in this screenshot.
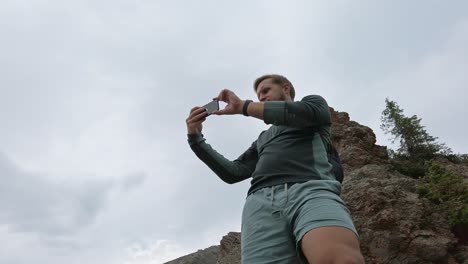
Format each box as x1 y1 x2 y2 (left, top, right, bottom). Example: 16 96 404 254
186 74 364 264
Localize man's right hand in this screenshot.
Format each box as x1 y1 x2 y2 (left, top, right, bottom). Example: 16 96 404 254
186 107 208 135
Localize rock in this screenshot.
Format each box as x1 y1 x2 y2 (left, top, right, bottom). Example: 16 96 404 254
167 107 467 264
164 246 218 264
217 232 241 264
407 230 454 262
330 107 389 168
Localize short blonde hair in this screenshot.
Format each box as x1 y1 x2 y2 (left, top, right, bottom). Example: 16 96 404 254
253 74 295 100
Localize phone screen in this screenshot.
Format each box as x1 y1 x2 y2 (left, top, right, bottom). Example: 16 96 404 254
203 100 219 115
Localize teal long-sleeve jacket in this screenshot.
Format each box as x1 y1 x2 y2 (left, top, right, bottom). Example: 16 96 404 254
187 95 341 195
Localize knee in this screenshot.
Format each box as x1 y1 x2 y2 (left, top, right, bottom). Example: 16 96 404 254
311 249 364 264
334 253 365 264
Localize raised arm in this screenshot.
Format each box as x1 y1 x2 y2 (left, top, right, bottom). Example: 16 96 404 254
212 89 331 128
186 106 257 184
188 134 258 184
248 95 330 127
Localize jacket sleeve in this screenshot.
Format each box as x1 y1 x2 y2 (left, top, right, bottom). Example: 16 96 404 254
187 133 258 184
262 95 331 127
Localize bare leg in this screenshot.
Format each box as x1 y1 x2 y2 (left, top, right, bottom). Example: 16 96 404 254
301 226 364 264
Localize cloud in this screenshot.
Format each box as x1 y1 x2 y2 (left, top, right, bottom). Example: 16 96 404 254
0 151 152 263
125 239 185 264
0 152 112 235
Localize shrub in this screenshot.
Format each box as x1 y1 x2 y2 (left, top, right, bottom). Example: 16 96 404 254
417 161 468 226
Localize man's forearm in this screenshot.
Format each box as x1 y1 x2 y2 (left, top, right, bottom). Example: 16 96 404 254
243 96 331 127
244 100 289 125
245 101 293 125
244 101 264 120
188 133 254 184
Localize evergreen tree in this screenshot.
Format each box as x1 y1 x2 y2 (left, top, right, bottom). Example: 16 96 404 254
380 98 451 160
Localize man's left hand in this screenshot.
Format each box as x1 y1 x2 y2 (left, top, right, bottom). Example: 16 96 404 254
212 89 244 115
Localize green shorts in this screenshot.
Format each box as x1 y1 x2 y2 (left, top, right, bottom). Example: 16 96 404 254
241 180 358 264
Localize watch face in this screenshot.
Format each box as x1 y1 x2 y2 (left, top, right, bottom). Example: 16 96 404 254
203 100 219 115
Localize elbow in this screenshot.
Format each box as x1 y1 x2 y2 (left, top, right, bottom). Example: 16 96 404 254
318 111 331 125
216 172 241 184
304 107 331 126
218 172 248 184
285 103 330 127
226 180 238 185
222 177 238 184
215 162 251 184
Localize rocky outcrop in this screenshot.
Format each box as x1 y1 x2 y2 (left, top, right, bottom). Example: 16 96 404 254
332 107 464 263
167 108 467 264
164 246 219 264
330 107 389 168
217 232 241 264
342 164 459 263
163 233 240 264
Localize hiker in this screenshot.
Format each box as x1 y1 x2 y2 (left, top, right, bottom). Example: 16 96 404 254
186 74 364 263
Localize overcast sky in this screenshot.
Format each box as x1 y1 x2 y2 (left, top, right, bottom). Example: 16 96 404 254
1 1 467 263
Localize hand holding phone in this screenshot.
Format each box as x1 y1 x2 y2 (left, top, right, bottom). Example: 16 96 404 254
202 99 219 116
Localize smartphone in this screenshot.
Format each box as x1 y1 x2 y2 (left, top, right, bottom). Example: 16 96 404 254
203 99 219 115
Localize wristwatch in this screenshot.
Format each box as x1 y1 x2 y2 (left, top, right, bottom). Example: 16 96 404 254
243 100 253 116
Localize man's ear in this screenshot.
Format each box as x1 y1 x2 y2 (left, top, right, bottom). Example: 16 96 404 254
283 84 291 96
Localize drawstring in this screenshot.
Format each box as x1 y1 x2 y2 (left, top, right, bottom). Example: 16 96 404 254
271 187 275 207
271 183 290 208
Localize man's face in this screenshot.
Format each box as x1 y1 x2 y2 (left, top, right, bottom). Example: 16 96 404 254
256 78 290 102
